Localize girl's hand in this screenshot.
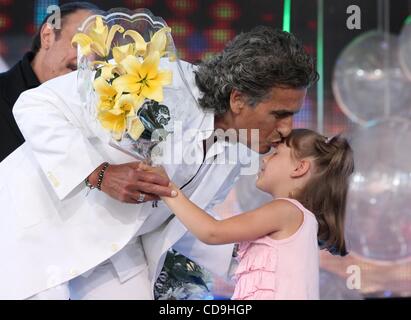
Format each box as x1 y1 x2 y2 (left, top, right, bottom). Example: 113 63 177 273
139 163 169 179
139 163 178 197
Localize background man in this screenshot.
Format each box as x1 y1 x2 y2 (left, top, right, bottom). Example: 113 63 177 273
0 2 99 162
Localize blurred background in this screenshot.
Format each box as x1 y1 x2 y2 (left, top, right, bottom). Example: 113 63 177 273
1 0 411 299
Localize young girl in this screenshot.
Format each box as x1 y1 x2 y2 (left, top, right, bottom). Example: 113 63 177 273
148 128 354 300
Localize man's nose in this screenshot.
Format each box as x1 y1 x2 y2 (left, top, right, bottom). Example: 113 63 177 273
277 116 293 138
69 45 78 59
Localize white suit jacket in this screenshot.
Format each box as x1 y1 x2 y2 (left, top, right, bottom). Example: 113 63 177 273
0 60 253 299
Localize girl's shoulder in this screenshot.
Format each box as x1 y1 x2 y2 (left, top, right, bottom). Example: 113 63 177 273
265 198 311 241
272 198 315 218
266 198 306 217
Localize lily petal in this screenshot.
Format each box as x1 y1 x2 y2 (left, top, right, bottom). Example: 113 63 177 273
120 55 142 77
130 93 145 112
105 24 125 56
71 33 93 56
123 30 147 55
98 111 126 137
113 93 137 113
90 41 107 58
100 64 117 80
112 44 134 64
149 27 171 56
93 77 117 97
97 98 115 112
89 17 108 51
127 117 145 140
156 70 173 86
108 108 125 116
112 74 141 94
141 83 164 102
122 93 145 117
140 51 160 80
94 16 107 34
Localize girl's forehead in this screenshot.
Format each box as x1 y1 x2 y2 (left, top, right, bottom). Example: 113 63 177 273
278 142 291 151
278 143 295 158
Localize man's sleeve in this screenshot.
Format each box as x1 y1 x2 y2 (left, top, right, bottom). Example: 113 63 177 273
172 207 235 279
172 171 241 278
13 87 105 200
172 230 235 279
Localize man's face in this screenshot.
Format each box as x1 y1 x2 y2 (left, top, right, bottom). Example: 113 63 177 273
233 86 307 154
43 10 92 80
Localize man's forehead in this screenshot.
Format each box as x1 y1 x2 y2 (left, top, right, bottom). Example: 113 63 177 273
270 87 307 100
268 88 306 111
61 10 93 33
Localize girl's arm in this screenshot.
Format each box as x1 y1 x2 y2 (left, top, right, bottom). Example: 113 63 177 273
161 185 303 245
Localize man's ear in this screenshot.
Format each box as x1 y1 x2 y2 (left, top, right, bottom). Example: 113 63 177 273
40 23 55 50
291 159 311 178
229 89 245 115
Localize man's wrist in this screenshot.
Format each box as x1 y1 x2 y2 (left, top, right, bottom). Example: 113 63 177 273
86 162 109 189
96 162 110 190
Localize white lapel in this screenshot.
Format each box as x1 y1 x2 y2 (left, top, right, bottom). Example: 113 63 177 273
145 159 237 283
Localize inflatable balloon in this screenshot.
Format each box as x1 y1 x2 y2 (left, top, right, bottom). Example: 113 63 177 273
333 31 411 126
399 17 411 81
346 118 411 261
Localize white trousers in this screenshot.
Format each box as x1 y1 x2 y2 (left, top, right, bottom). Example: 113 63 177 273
27 260 152 300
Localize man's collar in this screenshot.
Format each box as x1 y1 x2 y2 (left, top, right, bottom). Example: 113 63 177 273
198 111 215 140
21 51 41 88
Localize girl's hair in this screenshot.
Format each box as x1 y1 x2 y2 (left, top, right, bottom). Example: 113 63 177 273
285 129 354 256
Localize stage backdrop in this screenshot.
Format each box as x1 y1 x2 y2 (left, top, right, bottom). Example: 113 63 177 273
1 0 411 299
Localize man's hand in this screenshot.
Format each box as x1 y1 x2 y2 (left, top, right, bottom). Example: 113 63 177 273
139 163 180 198
88 162 175 204
139 163 169 180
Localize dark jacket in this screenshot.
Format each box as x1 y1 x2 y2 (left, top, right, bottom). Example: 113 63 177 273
0 52 40 162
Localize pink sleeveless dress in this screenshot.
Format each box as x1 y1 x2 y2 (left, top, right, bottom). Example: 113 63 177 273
231 198 320 300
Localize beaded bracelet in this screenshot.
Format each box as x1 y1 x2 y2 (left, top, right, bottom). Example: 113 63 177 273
96 162 110 190
85 162 110 192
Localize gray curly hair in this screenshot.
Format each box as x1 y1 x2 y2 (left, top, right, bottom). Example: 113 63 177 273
194 26 319 115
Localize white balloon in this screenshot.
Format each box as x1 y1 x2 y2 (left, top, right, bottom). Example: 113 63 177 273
346 118 411 262
399 18 411 81
0 56 8 73
319 270 363 300
333 31 411 126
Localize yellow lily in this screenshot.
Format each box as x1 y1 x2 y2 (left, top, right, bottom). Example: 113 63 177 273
112 51 172 102
116 93 145 140
123 30 147 56
72 16 124 58
93 77 117 111
97 93 145 140
112 43 135 64
147 27 171 57
92 61 120 80
113 92 144 116
98 111 125 140
123 27 171 58
92 43 135 80
127 117 145 140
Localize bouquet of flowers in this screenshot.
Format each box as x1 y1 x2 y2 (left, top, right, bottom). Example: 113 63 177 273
154 249 213 300
73 8 179 161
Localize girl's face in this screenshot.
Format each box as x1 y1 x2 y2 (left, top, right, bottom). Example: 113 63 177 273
256 143 296 195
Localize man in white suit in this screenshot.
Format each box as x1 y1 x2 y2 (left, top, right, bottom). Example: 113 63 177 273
0 26 318 299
